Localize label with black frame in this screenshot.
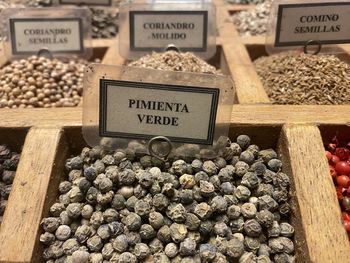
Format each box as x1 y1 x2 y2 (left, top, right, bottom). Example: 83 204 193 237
9 17 84 55
58 0 112 6
99 79 219 145
274 2 350 47
130 10 208 52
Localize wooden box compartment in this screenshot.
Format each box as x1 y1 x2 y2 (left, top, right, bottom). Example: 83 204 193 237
234 43 350 105
0 127 27 227
0 123 343 262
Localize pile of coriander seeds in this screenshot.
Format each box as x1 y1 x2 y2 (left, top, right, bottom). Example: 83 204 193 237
0 56 89 108
254 52 350 105
0 145 20 225
40 135 295 262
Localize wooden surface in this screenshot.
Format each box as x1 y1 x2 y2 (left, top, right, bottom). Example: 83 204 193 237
101 39 125 66
0 127 66 263
222 42 270 103
280 125 350 263
0 2 349 262
1 105 350 129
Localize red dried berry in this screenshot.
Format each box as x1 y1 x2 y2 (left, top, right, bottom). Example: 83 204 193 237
337 175 350 188
335 148 350 160
343 212 350 222
344 220 350 233
330 155 340 165
335 161 350 175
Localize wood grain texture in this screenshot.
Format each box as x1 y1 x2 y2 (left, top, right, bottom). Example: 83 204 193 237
0 127 66 263
281 124 350 263
92 38 117 49
1 105 350 128
216 6 239 37
241 36 266 45
101 38 125 66
222 42 270 103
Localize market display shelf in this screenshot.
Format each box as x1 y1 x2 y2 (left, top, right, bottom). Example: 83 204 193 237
0 1 349 263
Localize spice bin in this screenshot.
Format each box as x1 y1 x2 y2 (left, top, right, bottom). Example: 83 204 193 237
0 108 350 262
0 43 110 109
0 0 349 262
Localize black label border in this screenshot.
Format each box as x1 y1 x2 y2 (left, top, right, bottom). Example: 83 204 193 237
275 2 350 47
10 17 85 55
59 0 112 6
99 79 219 145
129 10 208 52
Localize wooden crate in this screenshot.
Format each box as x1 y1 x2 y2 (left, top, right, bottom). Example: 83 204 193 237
0 2 349 263
0 108 348 262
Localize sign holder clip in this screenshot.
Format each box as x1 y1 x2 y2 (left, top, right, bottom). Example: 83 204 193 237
148 136 173 161
37 48 54 59
303 40 322 55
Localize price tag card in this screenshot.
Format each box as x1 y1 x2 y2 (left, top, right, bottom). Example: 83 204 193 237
266 0 350 54
83 64 234 159
0 7 92 60
53 0 113 6
119 1 216 59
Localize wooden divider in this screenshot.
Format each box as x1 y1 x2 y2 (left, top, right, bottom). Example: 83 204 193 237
2 105 350 129
0 127 67 263
222 42 269 103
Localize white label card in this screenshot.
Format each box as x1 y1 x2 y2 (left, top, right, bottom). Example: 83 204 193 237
99 80 219 145
130 10 208 52
275 2 350 47
10 18 84 55
59 0 112 5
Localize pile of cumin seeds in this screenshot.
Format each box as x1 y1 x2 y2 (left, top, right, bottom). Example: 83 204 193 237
254 52 350 105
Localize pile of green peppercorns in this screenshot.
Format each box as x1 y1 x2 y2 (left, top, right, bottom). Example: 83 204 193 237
0 145 20 225
40 135 295 262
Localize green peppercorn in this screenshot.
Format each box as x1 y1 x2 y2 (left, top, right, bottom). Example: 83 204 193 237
87 235 103 252
157 225 172 243
179 238 196 256
165 243 178 258
118 252 137 263
149 238 164 254
148 211 164 230
125 213 142 231
244 219 262 237
75 224 91 243
126 231 141 246
134 243 150 259
139 224 156 240
135 200 152 217
226 237 244 258
280 222 294 237
113 234 129 253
